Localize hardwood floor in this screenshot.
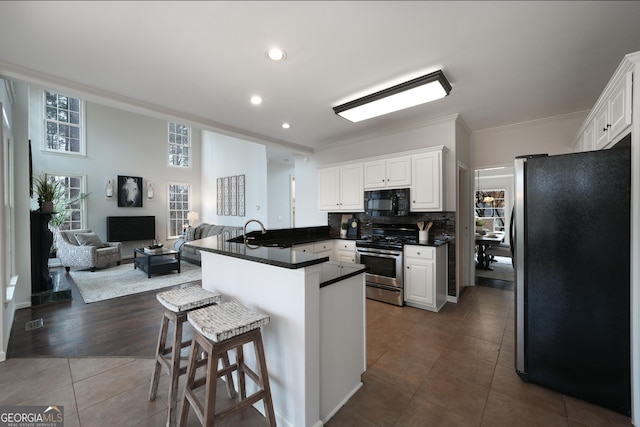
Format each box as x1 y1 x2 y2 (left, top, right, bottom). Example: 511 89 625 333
7 265 196 359
8 264 513 359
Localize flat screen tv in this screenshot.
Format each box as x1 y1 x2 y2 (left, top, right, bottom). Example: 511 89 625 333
107 216 155 242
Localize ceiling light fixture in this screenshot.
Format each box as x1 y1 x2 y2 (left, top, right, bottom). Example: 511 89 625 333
266 48 286 61
333 70 452 123
282 123 291 129
251 95 262 105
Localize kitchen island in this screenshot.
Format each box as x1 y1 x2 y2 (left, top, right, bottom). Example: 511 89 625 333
185 235 367 427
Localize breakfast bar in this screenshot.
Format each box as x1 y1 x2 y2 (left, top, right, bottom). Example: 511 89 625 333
185 235 367 427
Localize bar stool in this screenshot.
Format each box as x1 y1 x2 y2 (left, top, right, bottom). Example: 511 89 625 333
149 285 231 427
179 300 276 427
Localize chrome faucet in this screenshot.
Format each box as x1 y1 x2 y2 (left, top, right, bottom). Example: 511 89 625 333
243 219 267 241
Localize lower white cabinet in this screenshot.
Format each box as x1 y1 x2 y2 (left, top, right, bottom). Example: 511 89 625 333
334 239 357 263
314 240 334 258
404 244 447 312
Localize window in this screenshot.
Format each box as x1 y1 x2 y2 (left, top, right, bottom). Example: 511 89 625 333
168 183 191 238
47 174 87 232
168 122 190 167
475 189 506 231
43 91 84 155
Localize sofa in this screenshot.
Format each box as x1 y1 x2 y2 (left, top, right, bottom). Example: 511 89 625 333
57 229 122 272
173 223 243 265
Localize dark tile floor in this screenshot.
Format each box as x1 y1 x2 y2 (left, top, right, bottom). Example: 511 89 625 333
1 283 632 426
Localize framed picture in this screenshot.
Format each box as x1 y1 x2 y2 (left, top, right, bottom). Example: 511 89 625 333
216 178 223 215
117 175 143 207
238 174 245 217
223 176 230 215
230 175 237 216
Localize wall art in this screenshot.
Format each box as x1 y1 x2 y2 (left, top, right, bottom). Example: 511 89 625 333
118 175 143 207
216 178 223 215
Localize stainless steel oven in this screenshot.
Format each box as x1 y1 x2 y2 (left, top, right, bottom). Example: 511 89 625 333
356 244 404 306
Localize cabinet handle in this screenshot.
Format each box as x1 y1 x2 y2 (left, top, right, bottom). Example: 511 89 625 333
417 252 421 255
406 266 410 269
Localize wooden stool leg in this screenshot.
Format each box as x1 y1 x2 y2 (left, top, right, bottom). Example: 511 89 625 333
220 352 236 398
203 345 219 426
254 330 276 426
178 337 200 427
149 312 170 401
167 312 186 427
236 344 246 400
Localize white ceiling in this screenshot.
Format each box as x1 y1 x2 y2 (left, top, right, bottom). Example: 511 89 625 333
2 1 640 162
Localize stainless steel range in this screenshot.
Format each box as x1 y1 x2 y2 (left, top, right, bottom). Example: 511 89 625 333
355 224 418 306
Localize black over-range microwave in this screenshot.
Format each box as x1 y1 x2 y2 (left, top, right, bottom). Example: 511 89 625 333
364 188 410 217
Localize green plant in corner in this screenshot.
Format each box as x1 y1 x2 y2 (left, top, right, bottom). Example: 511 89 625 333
475 219 486 227
341 222 349 230
33 174 61 204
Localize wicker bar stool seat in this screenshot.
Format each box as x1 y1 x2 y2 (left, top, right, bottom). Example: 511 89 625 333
179 300 276 426
148 285 233 427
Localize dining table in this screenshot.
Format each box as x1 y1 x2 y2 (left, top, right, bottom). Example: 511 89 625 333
475 232 505 270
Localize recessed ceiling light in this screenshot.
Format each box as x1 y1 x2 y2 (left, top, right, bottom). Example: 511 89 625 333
282 123 291 129
251 95 262 105
266 48 286 61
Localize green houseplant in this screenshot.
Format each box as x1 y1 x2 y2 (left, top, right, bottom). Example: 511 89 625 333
33 174 62 213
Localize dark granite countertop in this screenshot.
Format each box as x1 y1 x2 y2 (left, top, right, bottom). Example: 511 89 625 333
186 235 329 269
319 261 367 288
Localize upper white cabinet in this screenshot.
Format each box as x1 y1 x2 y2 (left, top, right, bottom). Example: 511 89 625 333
576 68 633 151
318 163 364 212
363 156 411 189
410 150 443 211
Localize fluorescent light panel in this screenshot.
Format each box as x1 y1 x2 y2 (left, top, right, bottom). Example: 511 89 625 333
333 70 452 123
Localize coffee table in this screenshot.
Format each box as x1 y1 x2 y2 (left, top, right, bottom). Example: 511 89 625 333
134 248 181 278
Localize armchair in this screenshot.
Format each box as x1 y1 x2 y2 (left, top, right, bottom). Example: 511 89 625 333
57 229 122 272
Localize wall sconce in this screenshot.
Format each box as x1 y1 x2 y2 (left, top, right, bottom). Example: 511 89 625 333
105 179 114 199
333 69 452 122
146 182 154 199
187 211 199 226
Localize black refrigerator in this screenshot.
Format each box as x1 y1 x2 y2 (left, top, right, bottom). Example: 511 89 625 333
514 145 631 416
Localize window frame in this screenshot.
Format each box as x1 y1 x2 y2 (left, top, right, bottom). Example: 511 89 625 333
42 90 86 156
45 173 88 232
475 188 506 232
168 122 191 168
167 181 192 239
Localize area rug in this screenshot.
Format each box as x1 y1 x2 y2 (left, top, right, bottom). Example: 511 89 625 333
475 256 514 282
69 262 202 303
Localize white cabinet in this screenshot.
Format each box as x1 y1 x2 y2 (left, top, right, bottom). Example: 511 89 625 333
314 240 334 258
318 163 364 212
363 156 411 189
334 239 356 263
292 243 314 253
410 150 443 211
404 244 447 312
594 71 632 150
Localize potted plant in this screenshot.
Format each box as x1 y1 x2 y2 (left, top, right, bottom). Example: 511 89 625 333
340 222 349 238
33 174 61 213
475 218 486 234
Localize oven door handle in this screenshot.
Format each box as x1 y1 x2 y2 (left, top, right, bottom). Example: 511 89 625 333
356 249 402 258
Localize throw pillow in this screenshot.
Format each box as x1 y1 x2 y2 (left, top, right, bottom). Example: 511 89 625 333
74 232 105 248
186 226 196 241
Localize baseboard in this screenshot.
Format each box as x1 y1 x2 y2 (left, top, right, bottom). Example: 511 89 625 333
447 295 458 303
14 301 31 310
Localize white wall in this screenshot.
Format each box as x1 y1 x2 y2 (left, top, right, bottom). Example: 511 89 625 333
470 111 588 168
200 131 268 228
267 160 293 228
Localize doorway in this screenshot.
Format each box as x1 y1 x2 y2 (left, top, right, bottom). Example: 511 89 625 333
473 166 514 287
